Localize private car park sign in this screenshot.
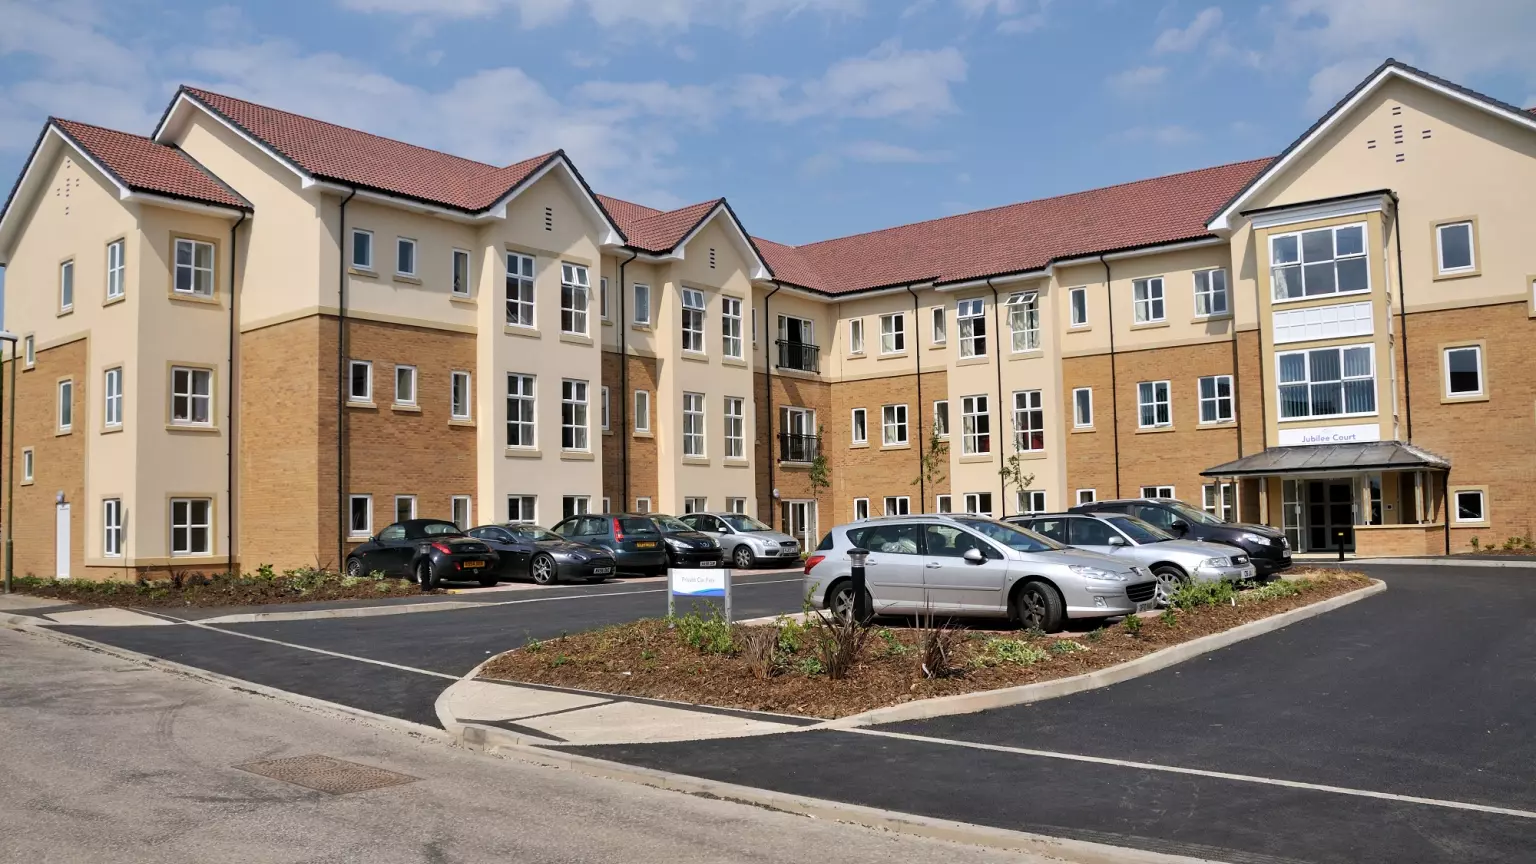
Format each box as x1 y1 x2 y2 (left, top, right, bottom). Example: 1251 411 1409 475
668 567 732 620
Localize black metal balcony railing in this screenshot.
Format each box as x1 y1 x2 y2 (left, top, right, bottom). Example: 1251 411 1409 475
778 433 821 463
775 340 820 374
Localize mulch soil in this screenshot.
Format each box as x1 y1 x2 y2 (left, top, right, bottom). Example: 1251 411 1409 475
14 576 434 608
480 569 1373 719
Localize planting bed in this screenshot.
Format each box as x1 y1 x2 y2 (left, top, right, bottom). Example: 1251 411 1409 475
14 570 434 608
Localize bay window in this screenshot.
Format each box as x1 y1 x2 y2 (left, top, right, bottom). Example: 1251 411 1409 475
1277 344 1376 419
1270 222 1368 301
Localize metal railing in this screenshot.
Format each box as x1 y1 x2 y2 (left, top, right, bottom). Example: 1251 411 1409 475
775 340 820 373
778 433 820 463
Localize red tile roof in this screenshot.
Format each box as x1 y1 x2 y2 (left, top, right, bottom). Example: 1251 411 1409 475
53 119 249 210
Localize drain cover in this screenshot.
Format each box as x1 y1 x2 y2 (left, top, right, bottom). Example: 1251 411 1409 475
235 755 419 795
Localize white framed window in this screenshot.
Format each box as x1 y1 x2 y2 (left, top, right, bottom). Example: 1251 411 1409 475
848 318 865 354
633 284 651 325
507 373 536 447
562 495 590 519
1011 390 1044 451
726 497 747 514
506 252 535 327
451 496 472 529
450 371 471 420
935 494 952 513
394 365 417 407
1454 489 1486 524
394 495 417 524
174 239 215 297
1006 292 1039 352
396 237 417 277
1272 301 1374 344
724 396 745 459
22 448 34 483
104 367 123 428
508 495 536 523
171 367 212 425
106 239 125 300
170 498 213 556
933 400 949 438
1270 222 1368 301
681 288 706 352
634 497 652 514
560 262 590 334
1435 221 1476 275
23 336 34 368
721 296 743 359
1141 485 1175 499
1017 489 1047 515
882 496 910 516
1137 380 1171 429
880 313 905 354
348 360 372 403
599 277 610 320
602 497 611 513
853 498 870 521
57 379 73 431
1444 345 1483 397
1193 268 1228 317
1076 489 1096 505
683 497 708 514
1132 277 1165 323
1277 344 1376 419
103 498 123 557
352 229 373 270
633 389 651 433
1069 287 1088 327
850 408 868 445
961 394 990 455
1072 387 1093 428
882 404 909 446
452 249 471 296
1198 375 1233 424
963 492 993 516
348 495 372 537
600 386 611 431
1202 483 1235 522
958 299 987 358
59 259 74 311
930 306 947 344
682 392 705 457
561 379 589 451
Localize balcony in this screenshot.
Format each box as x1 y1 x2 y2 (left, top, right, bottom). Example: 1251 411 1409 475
775 340 820 374
778 432 821 464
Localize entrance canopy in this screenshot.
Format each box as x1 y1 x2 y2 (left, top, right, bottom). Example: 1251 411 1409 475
1202 442 1449 478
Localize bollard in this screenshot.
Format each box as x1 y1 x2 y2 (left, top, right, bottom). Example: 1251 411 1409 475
1337 530 1346 562
846 547 870 624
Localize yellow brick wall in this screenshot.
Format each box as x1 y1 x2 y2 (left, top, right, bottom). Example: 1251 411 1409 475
602 349 659 511
2 339 87 580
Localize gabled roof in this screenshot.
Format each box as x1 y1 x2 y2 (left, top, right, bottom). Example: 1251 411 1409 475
597 194 772 278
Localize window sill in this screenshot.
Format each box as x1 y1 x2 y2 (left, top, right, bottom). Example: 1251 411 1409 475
1452 519 1491 529
1129 320 1169 331
55 427 74 437
168 292 219 306
682 456 711 466
346 400 377 410
681 351 710 363
559 332 594 346
448 418 475 428
602 428 613 436
774 366 821 380
1071 425 1095 434
57 307 75 318
504 325 541 339
449 295 476 307
505 447 542 459
1008 349 1044 360
724 458 750 469
631 323 654 333
777 460 813 468
19 479 33 487
165 424 220 434
1441 392 1489 404
1192 314 1233 324
393 273 423 285
561 450 595 462
955 356 990 367
850 441 870 449
847 351 867 359
22 365 34 373
723 357 748 368
1135 425 1176 434
1197 420 1237 430
1433 268 1480 282
928 342 947 350
601 318 614 327
1011 449 1048 460
100 425 124 435
958 453 992 464
104 295 126 308
391 404 422 414
632 430 654 439
1067 325 1091 333
349 267 378 279
877 351 909 360
880 442 912 451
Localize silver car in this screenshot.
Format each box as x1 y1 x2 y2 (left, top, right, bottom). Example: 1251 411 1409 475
1015 513 1257 607
802 514 1159 632
676 512 803 570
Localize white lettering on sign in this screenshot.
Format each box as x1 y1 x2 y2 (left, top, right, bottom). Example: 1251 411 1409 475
1277 423 1382 447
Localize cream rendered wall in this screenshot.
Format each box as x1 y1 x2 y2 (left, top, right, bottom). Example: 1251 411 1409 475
833 291 920 382
996 277 1065 514
1102 246 1239 354
342 199 478 332
940 288 1004 514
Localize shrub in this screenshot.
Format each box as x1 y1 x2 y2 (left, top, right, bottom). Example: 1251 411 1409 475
1170 579 1236 609
1085 627 1104 643
1159 607 1178 627
524 637 544 653
775 616 807 654
740 628 780 679
796 656 824 676
1122 613 1143 637
912 607 966 678
876 628 910 656
672 610 736 656
807 611 871 680
1238 578 1305 603
1470 536 1481 551
980 638 1048 666
1050 639 1088 655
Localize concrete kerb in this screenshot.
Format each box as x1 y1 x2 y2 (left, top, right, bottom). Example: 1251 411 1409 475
1359 557 1536 569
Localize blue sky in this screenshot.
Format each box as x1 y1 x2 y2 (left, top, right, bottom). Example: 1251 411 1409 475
2 0 1535 314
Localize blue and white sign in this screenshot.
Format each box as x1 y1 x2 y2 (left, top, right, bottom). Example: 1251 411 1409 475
668 568 733 619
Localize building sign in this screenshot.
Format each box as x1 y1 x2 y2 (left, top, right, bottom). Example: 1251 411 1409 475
668 567 732 620
1277 423 1381 447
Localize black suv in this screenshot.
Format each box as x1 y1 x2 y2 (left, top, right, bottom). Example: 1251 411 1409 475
1069 498 1291 577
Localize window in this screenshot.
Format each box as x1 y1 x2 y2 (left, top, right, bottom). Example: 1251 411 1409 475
22 448 34 483
1202 483 1235 522
1198 375 1233 424
561 379 589 450
683 497 708 514
1006 293 1039 352
633 284 651 325
681 288 705 352
964 492 993 516
1132 277 1165 323
1137 381 1171 428
23 336 34 368
394 365 417 406
882 496 910 516
451 249 471 296
935 494 952 513
1194 269 1228 317
880 404 909 446
1454 489 1486 523
1277 345 1376 419
602 497 611 513
853 498 870 520
1444 345 1483 397
721 296 743 358
60 260 74 310
1012 390 1044 452
633 390 651 433
933 400 949 438
634 497 652 514
598 277 610 320
1073 387 1093 428
1272 301 1374 344
1076 489 1096 505
1270 222 1368 301
451 371 471 420
348 360 372 403
850 408 868 445
506 252 535 327
170 368 214 425
961 395 990 455
847 318 865 354
103 498 123 557
958 299 987 357
1141 485 1175 499
560 262 589 334
171 498 212 556
600 386 611 431
452 496 472 529
724 396 745 458
396 238 417 276
507 495 536 523
174 239 215 297
682 392 705 457
352 230 373 269
1069 287 1088 327
931 306 947 344
507 373 536 447
103 367 123 428
106 240 125 300
395 495 416 523
726 498 747 514
1436 221 1475 275
57 379 73 431
880 313 905 354
562 496 590 519
1017 489 1047 515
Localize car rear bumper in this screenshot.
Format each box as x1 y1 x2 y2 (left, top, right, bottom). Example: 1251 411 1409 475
441 555 498 576
613 549 668 572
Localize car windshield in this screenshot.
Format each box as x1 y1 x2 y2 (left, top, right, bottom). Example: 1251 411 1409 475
953 518 1063 553
654 516 693 532
721 514 772 532
1165 500 1224 525
509 526 561 542
1106 516 1174 544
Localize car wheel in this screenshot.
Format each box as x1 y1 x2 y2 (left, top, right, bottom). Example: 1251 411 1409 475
1152 565 1189 607
732 545 755 570
829 580 857 622
345 557 363 578
530 554 557 586
416 561 437 591
1013 580 1065 633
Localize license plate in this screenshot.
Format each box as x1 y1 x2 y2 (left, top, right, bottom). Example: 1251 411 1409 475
463 560 485 569
1135 600 1155 613
701 561 718 568
1241 567 1254 579
636 541 658 549
593 566 613 574
1282 550 1292 558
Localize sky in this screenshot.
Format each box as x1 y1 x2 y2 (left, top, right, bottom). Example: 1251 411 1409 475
2 0 1536 313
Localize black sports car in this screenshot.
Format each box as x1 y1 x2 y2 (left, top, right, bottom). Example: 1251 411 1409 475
345 519 499 590
466 524 616 585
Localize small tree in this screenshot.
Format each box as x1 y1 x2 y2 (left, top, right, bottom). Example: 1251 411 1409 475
998 437 1035 518
808 424 832 497
912 427 949 491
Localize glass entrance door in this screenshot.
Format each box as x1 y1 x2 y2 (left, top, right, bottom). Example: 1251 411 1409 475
1306 480 1355 552
781 500 817 552
1282 479 1303 552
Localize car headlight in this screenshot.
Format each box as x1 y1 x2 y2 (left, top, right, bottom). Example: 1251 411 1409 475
1238 533 1269 546
569 552 587 562
1069 564 1129 582
665 537 688 550
1201 556 1230 568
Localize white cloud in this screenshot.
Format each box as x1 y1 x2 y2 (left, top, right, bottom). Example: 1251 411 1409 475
1152 7 1222 54
334 0 865 30
1106 65 1168 98
841 140 952 162
953 0 1050 34
1111 124 1201 146
738 40 967 122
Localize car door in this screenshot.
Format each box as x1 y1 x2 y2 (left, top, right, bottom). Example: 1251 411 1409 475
852 523 926 611
374 524 413 576
1069 517 1130 558
574 516 611 552
1025 517 1069 544
921 523 1008 614
1132 504 1182 535
472 527 524 575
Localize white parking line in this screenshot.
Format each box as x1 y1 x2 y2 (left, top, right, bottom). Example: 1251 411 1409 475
850 728 1536 821
468 577 804 611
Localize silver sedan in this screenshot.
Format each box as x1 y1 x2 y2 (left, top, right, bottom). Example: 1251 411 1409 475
675 512 803 569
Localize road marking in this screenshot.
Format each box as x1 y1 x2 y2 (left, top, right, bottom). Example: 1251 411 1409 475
850 728 1536 821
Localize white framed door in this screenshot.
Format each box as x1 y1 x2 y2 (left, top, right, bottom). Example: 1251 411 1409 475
55 503 71 579
781 500 817 552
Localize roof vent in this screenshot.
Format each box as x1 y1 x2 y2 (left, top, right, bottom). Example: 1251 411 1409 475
1393 124 1404 145
1391 105 1402 116
1395 153 1406 163
1421 128 1432 139
1366 139 1377 149
544 207 553 232
709 248 717 269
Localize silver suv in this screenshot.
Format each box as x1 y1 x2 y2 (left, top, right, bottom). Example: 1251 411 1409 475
803 514 1158 632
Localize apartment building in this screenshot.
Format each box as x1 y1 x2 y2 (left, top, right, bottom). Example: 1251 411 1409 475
1 58 1533 579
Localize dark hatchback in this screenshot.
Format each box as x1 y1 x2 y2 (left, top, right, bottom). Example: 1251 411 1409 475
466 523 616 585
344 519 499 589
1069 498 1291 576
650 514 724 569
551 513 669 576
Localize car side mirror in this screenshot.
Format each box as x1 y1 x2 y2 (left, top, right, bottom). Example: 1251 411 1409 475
1170 520 1189 536
963 548 986 565
1107 536 1127 547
